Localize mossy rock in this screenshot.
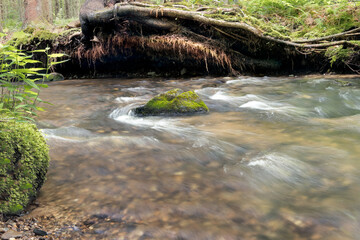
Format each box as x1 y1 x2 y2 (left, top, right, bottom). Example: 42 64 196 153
134 88 209 116
44 72 64 82
0 119 49 215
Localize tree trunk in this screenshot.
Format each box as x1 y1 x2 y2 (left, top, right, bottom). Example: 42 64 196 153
53 0 59 19
47 0 53 23
17 0 25 24
0 0 4 32
24 0 39 24
24 0 52 24
64 0 71 18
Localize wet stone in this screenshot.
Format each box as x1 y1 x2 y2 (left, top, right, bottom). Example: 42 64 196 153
1 230 22 240
33 229 48 236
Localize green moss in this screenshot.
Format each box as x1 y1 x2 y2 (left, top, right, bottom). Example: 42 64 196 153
194 0 360 40
0 120 49 215
134 88 209 116
9 28 59 46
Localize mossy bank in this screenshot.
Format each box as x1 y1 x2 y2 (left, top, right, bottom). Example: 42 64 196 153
4 1 360 77
0 120 49 215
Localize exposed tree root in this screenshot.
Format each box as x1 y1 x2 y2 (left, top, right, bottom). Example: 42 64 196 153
28 1 351 77
75 34 234 72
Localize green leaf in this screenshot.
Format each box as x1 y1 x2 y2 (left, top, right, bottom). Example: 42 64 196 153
42 101 53 105
36 84 49 88
24 79 40 90
23 59 41 64
24 90 38 96
15 104 27 109
49 59 69 66
27 67 46 72
14 96 24 101
49 53 68 58
20 116 35 122
31 49 46 53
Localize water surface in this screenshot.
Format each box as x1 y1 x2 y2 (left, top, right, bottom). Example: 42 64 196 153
36 76 360 239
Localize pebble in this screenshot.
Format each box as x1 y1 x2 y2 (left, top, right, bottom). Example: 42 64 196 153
33 229 48 236
1 230 22 240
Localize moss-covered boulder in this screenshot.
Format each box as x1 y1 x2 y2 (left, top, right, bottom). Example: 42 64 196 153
0 120 49 215
44 72 64 82
134 88 209 116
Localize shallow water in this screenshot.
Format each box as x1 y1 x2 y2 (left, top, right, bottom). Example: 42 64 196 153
36 76 360 239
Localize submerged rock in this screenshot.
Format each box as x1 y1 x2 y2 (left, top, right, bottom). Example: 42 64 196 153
334 79 353 87
1 229 22 239
134 88 209 116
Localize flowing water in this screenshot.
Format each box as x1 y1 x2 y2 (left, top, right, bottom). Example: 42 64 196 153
35 76 360 239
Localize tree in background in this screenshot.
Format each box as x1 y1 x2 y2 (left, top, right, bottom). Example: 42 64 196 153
0 0 86 31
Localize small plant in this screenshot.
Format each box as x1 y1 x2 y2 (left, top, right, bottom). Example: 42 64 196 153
325 45 355 67
0 36 67 122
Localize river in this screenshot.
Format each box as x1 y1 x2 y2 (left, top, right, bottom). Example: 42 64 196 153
34 76 360 239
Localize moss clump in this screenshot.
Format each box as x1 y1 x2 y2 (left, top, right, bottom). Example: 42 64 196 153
0 120 49 215
134 88 209 116
10 28 58 46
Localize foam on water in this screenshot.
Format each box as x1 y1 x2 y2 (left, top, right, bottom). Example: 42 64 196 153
109 103 141 117
109 104 196 136
240 101 280 111
239 95 306 117
226 77 271 85
208 92 260 104
339 90 360 110
41 127 96 139
247 153 311 184
112 113 179 131
41 133 82 143
126 87 149 92
115 96 146 103
42 126 164 149
209 91 241 102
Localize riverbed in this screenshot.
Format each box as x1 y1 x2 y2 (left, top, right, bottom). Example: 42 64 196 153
31 76 360 239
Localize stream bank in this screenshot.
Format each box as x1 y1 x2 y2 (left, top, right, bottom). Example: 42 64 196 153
6 1 360 79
